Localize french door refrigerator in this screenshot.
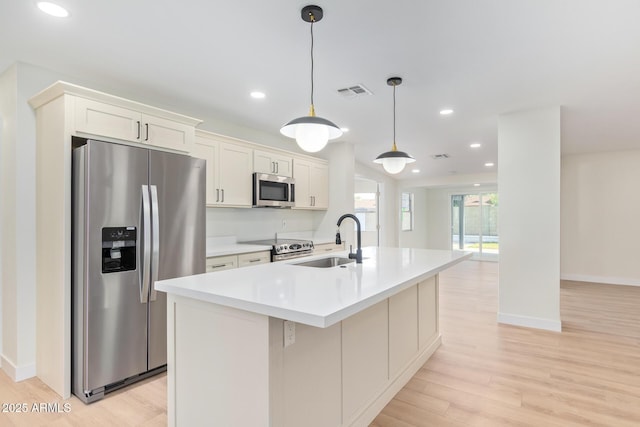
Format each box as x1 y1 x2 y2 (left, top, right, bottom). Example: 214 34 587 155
72 138 205 403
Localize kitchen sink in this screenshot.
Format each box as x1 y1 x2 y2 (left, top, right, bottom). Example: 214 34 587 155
293 256 355 268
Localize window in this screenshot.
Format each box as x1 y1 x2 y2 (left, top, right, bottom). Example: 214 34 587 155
401 192 414 231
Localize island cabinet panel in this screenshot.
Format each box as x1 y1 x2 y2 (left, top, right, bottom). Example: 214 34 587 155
342 300 389 424
270 320 342 427
418 276 438 348
389 285 419 377
169 296 270 427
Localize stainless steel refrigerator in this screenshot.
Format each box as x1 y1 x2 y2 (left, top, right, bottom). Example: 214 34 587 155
72 138 205 403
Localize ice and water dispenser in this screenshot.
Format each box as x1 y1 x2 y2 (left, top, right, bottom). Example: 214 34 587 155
102 227 137 273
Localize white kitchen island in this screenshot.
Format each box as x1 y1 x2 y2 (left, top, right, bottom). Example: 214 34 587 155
156 247 471 427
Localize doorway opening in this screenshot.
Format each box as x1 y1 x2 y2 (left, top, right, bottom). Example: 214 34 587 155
451 192 499 261
354 178 380 247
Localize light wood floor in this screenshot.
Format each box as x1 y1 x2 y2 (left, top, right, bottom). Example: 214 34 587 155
372 261 640 427
1 261 639 426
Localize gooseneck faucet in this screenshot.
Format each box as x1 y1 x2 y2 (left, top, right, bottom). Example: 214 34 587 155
336 213 363 263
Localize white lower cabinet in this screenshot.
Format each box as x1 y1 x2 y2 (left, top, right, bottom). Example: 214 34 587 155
342 301 390 424
206 251 270 273
168 276 441 427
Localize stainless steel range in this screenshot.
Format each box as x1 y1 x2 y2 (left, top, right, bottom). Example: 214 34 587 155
244 238 314 261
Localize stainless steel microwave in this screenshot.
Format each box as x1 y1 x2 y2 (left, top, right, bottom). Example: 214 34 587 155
253 173 295 208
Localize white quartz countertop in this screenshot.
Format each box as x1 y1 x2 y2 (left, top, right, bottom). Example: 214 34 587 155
156 247 472 328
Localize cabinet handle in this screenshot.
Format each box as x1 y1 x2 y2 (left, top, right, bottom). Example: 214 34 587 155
275 162 279 174
136 121 141 139
248 258 261 263
272 162 275 173
221 189 224 203
216 189 220 203
209 263 227 269
145 123 149 141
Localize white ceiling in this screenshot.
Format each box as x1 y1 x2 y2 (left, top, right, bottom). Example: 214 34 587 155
2 0 640 180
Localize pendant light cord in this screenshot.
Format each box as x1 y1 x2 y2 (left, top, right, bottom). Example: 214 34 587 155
393 83 396 144
310 18 315 109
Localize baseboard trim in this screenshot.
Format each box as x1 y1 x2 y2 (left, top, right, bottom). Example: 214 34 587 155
1 354 36 382
561 274 640 287
497 312 562 332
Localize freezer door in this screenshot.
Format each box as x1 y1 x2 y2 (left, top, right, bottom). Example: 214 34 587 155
78 140 150 393
148 150 206 369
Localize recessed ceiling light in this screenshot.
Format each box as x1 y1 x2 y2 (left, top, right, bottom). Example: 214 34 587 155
485 162 495 167
411 169 420 174
250 91 265 99
340 127 350 132
439 109 454 115
474 183 481 187
470 143 481 148
37 2 69 17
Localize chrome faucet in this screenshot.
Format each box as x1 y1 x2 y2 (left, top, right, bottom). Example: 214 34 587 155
336 213 363 263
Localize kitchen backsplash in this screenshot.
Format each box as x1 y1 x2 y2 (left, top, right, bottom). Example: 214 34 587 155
206 207 326 241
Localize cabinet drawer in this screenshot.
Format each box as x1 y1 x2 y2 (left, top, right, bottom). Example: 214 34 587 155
314 242 344 253
238 251 271 267
206 255 237 272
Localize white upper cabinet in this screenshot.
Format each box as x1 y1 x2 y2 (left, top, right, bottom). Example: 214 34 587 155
193 131 253 208
74 97 195 152
293 157 329 209
253 149 293 177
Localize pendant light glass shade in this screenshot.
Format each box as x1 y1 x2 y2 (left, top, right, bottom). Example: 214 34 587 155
280 107 342 153
280 5 342 152
373 77 415 174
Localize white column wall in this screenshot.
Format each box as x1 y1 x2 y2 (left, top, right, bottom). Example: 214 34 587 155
498 106 561 332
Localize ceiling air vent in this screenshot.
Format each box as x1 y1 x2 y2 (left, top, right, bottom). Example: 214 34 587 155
432 154 450 159
337 84 373 99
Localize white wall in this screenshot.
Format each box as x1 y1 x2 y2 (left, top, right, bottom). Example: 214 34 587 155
561 150 640 285
498 106 561 332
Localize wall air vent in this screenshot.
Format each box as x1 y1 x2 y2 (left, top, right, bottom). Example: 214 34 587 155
432 154 450 159
337 84 373 99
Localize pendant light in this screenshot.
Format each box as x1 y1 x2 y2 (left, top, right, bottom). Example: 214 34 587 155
374 77 415 174
280 5 342 153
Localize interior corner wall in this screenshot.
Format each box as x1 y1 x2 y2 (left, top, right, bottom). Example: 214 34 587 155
561 150 640 285
0 63 72 382
315 142 356 246
498 106 561 332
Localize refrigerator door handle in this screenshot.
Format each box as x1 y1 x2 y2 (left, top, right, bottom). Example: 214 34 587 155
150 185 160 301
140 185 151 303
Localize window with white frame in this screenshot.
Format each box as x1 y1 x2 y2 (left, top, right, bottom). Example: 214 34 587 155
401 192 414 231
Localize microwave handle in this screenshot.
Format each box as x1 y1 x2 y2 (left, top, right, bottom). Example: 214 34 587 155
290 183 295 203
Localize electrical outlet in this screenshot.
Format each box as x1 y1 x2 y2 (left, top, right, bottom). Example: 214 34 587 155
284 320 295 347
282 219 287 229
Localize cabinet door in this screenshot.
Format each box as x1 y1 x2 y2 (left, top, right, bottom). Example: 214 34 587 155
192 137 219 206
342 301 389 424
272 155 293 177
143 114 194 153
254 150 277 175
218 142 253 207
389 286 418 377
418 276 438 349
75 97 141 142
292 159 312 208
310 162 329 209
